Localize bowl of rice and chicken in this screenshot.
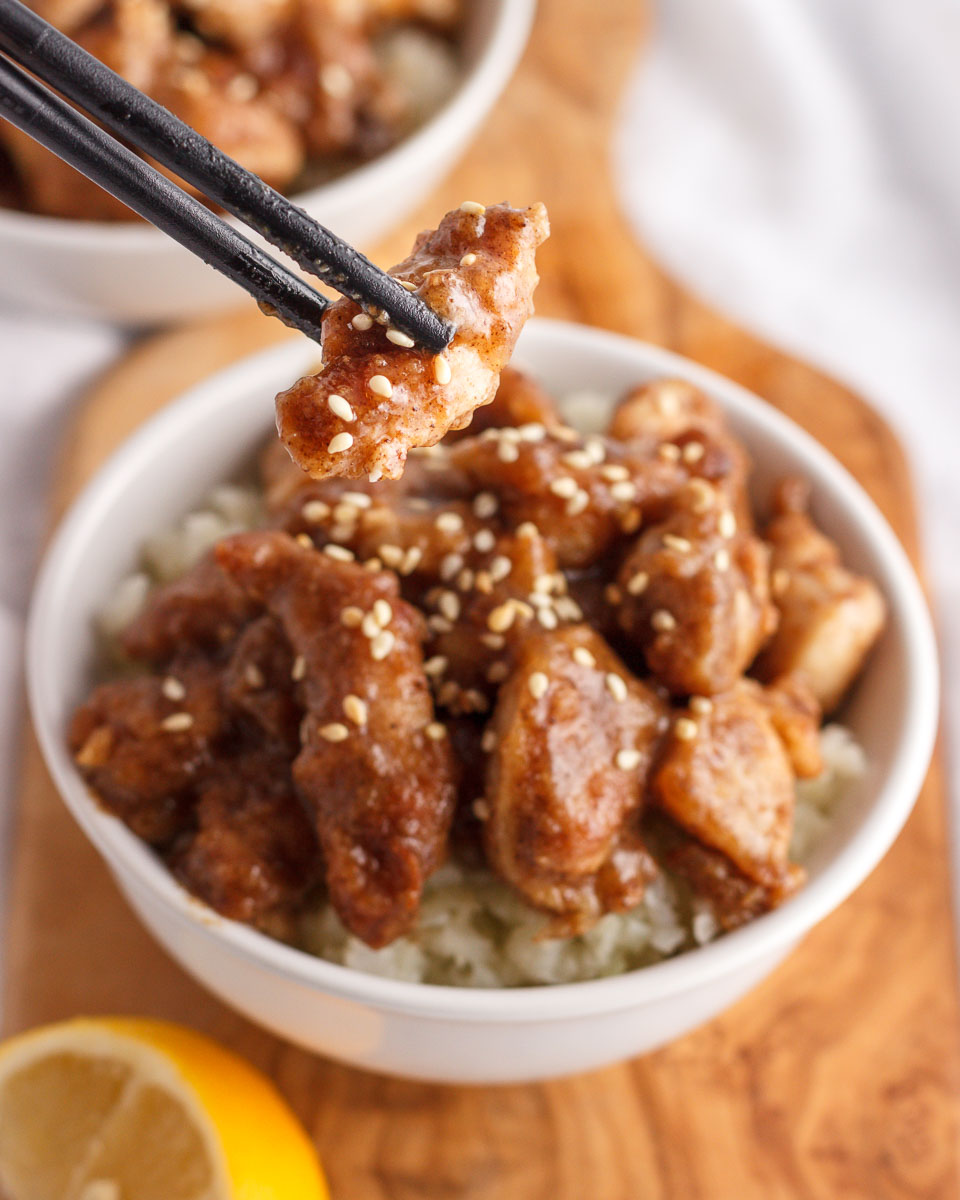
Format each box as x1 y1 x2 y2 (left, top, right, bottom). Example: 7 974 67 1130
29 202 938 1081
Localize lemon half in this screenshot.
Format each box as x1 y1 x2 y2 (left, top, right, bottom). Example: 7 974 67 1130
0 1017 328 1200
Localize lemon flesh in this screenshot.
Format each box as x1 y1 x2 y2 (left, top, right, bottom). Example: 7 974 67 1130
0 1018 327 1200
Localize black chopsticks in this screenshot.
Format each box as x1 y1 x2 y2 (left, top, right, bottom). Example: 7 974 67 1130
0 0 454 351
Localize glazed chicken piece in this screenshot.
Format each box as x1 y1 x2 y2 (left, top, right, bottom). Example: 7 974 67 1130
615 488 777 696
484 626 668 928
170 747 319 934
275 201 549 481
120 554 258 665
442 366 561 442
762 673 823 779
651 680 804 895
172 0 295 48
68 656 226 845
608 378 752 527
214 530 457 947
756 478 886 712
448 425 692 569
644 812 795 932
220 615 302 752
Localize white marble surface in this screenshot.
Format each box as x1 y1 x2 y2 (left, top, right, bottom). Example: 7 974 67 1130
0 0 957 988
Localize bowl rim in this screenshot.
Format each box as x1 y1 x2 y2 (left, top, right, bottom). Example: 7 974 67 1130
27 318 940 1022
0 0 536 249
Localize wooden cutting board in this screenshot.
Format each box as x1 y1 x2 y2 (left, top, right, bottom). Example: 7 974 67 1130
5 2 959 1196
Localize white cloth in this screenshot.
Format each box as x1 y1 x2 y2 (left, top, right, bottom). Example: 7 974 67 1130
615 2 959 808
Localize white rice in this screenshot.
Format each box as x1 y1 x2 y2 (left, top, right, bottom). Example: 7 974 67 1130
101 469 866 989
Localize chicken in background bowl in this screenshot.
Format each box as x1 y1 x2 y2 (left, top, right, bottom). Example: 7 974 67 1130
1 0 464 220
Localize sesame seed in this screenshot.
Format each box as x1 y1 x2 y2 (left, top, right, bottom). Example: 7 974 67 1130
439 591 461 621
605 584 623 605
481 632 506 650
601 464 630 482
373 599 393 627
537 608 559 629
341 606 364 627
397 280 417 292
428 614 453 634
532 574 554 595
719 510 737 538
651 609 677 632
333 503 358 524
460 253 478 266
352 313 373 331
474 529 496 553
161 712 194 732
425 721 447 740
162 677 185 702
497 440 520 463
517 522 539 539
401 547 423 574
585 437 606 464
566 490 590 516
663 534 692 553
605 673 628 703
361 612 381 639
296 533 314 549
320 723 350 743
690 696 713 715
512 599 535 619
369 375 393 398
371 630 396 660
616 748 642 771
342 491 372 508
440 552 463 580
675 717 698 741
683 441 705 463
435 511 464 534
658 443 681 462
291 655 307 681
489 555 512 582
460 200 486 215
611 481 637 502
474 570 494 594
562 450 593 470
487 603 516 633
343 695 368 726
473 799 490 821
714 548 731 571
473 492 498 518
457 568 475 591
327 395 355 422
550 476 578 499
364 558 382 572
323 544 354 562
555 597 583 621
368 468 383 483
386 329 416 348
319 62 353 98
328 432 354 454
573 647 596 668
487 661 509 683
424 655 448 677
303 499 331 523
688 479 714 513
627 571 649 596
528 671 549 699
244 663 265 689
379 544 403 567
518 423 546 442
433 355 452 385
482 729 497 752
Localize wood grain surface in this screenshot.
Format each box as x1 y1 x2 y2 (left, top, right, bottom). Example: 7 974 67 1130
5 2 959 1196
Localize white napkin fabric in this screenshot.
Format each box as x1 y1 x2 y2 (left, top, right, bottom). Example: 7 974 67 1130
616 0 959 819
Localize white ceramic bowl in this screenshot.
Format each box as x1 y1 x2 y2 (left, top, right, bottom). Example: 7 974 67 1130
28 319 939 1083
0 0 534 324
